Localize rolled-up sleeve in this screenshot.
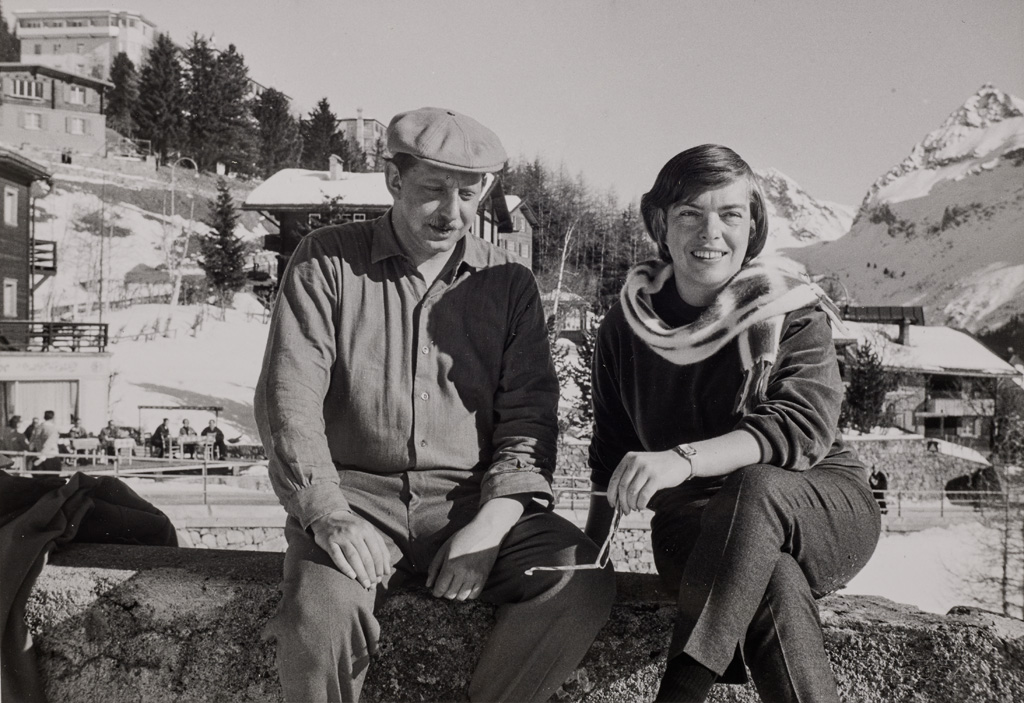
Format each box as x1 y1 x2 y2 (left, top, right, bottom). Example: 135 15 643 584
736 308 844 470
254 235 348 529
481 272 559 505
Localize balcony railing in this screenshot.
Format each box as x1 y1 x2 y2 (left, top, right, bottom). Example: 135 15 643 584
31 239 57 274
0 320 108 353
920 397 995 416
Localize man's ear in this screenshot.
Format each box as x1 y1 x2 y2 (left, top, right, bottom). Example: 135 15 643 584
384 161 402 198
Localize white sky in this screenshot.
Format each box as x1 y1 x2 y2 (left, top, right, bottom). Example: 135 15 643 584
8 0 1024 205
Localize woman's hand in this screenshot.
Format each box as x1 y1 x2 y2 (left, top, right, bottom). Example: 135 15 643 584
607 450 692 515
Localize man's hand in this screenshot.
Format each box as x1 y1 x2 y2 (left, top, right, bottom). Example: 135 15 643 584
426 496 525 601
608 450 691 515
309 509 393 589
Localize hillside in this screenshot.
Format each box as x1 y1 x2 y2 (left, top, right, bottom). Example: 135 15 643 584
791 84 1024 333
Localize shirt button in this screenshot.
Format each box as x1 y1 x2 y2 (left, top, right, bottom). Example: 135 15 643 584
421 346 430 355
420 392 429 400
420 439 427 447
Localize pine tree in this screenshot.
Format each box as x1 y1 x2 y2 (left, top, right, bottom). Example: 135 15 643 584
107 52 139 136
0 2 20 62
840 342 894 434
253 88 301 178
210 43 257 175
134 33 185 162
200 179 247 305
182 34 220 171
299 98 348 170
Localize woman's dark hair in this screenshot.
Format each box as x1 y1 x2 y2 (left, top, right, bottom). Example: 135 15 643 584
640 144 768 264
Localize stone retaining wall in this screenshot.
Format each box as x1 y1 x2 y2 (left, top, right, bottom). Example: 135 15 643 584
558 437 987 495
846 437 988 493
26 544 1024 703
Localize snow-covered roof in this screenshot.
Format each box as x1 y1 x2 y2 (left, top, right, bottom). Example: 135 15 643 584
243 169 498 212
837 321 1021 378
243 170 393 211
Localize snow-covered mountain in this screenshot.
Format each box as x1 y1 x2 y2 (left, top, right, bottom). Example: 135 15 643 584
792 84 1024 332
755 167 854 254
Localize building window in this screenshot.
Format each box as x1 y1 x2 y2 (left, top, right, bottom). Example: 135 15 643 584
2 279 17 318
68 19 88 28
68 117 86 135
23 113 42 131
3 187 17 226
53 43 62 53
76 43 85 54
68 85 86 105
353 213 366 222
33 44 42 55
11 79 44 100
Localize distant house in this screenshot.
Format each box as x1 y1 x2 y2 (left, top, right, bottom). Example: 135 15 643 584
835 306 1021 452
0 63 111 156
242 156 520 281
491 195 536 267
13 8 157 80
0 148 111 433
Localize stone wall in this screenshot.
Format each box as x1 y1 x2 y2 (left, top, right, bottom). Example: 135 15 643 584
846 437 985 493
559 436 987 496
25 544 1024 703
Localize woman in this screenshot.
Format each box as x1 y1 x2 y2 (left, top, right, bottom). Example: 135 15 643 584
585 145 880 703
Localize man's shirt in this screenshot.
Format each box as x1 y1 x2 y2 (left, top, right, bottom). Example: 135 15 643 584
254 212 559 530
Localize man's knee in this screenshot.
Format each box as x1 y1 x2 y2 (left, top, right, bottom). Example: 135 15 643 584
274 551 381 665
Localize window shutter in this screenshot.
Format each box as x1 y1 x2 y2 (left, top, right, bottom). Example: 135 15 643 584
84 118 92 135
17 110 24 129
66 115 72 133
39 113 47 131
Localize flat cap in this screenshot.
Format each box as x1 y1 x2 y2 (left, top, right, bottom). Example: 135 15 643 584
387 107 507 174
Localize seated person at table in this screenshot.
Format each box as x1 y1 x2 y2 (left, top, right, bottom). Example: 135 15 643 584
98 420 124 456
200 420 227 459
179 419 198 458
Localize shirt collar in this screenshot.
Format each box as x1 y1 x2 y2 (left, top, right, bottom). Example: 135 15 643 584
371 209 490 273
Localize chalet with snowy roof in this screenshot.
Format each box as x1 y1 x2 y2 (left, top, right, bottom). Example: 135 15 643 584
242 156 522 280
0 63 111 156
0 148 110 435
835 306 1021 452
483 195 536 267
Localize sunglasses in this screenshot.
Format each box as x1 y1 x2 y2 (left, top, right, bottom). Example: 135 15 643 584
525 498 621 576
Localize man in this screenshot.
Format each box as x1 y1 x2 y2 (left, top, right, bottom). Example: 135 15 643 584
151 418 172 458
29 410 61 473
868 465 888 515
179 418 198 459
98 420 124 458
255 107 614 703
200 420 226 460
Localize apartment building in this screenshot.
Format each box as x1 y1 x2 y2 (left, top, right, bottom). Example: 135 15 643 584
13 8 157 80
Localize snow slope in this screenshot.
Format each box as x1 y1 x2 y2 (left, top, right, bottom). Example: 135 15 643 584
755 167 854 254
792 84 1024 332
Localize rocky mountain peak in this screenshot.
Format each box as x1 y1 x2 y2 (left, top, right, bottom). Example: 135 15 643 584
859 84 1024 213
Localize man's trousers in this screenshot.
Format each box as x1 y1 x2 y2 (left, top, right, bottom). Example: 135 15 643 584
650 463 881 703
266 469 616 703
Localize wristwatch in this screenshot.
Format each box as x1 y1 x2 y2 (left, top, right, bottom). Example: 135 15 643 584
670 443 698 481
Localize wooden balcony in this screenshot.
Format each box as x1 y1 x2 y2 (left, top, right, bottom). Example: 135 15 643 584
0 320 108 353
31 239 57 274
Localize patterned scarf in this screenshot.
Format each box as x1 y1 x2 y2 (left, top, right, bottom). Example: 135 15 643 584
620 256 840 414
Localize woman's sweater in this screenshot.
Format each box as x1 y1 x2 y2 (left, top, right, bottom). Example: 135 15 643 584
588 285 863 489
